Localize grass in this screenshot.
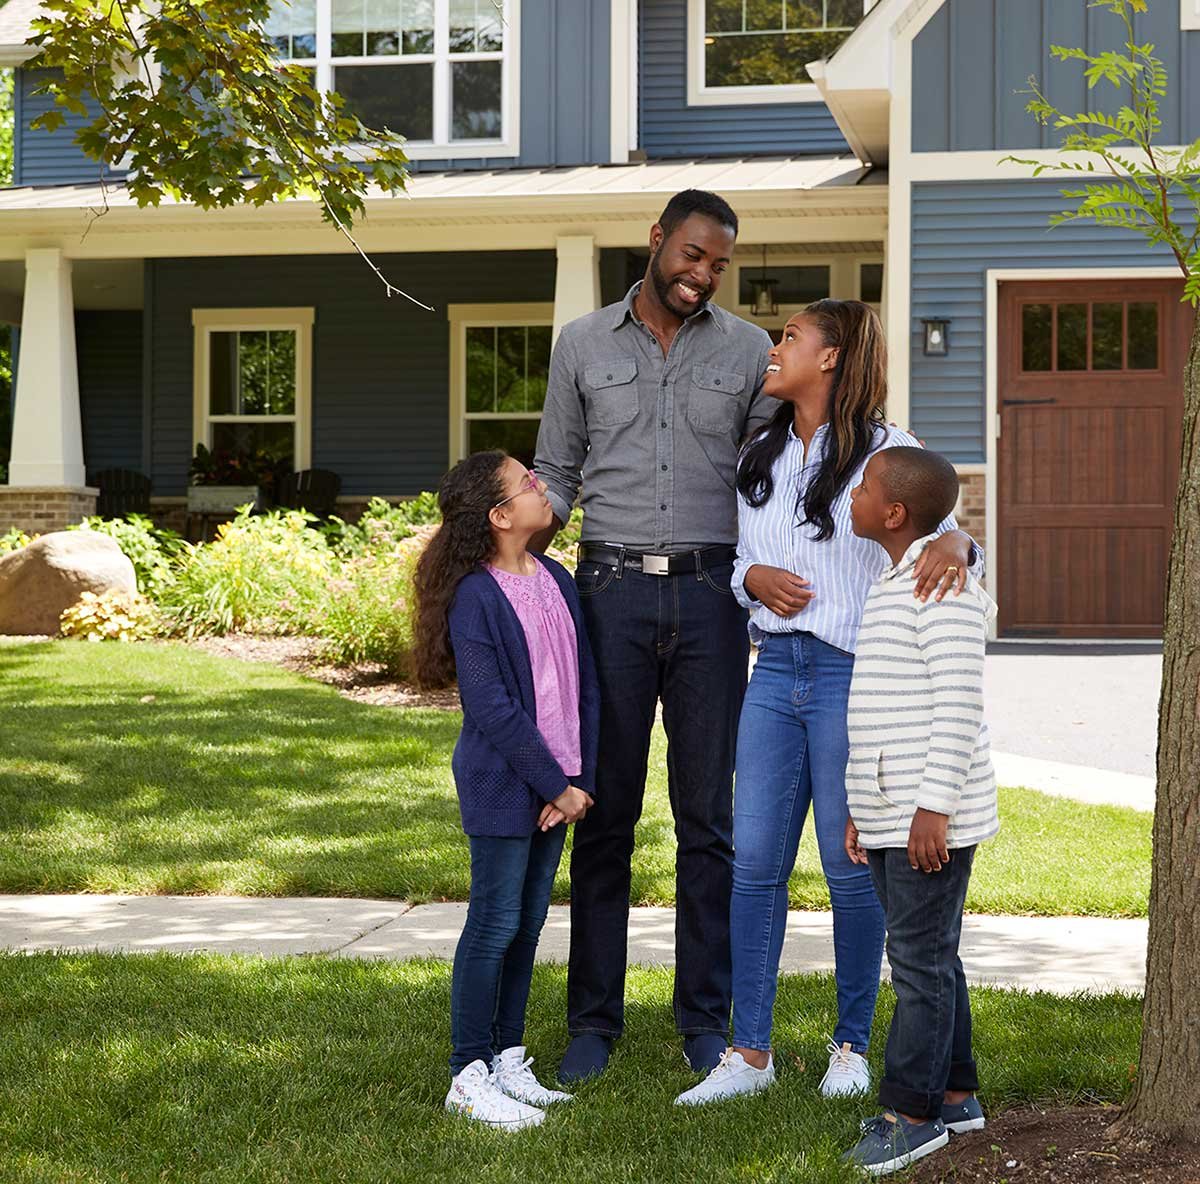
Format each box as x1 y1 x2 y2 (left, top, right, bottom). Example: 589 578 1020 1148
0 639 1151 915
0 953 1141 1184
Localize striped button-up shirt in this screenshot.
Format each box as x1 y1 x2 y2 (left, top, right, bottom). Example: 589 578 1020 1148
730 423 982 654
845 535 1000 850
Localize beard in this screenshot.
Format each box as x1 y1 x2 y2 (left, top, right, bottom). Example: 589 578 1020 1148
649 249 707 319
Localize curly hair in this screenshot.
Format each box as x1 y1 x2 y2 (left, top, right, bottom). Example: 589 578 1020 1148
411 450 507 689
736 299 888 541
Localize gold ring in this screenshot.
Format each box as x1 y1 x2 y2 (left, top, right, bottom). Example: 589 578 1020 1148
945 566 959 575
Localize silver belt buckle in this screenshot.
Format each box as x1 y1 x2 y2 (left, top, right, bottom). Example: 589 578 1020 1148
641 553 670 576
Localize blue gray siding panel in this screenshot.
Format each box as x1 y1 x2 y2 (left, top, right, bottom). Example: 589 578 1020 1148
639 0 849 158
78 311 145 478
15 69 126 187
909 180 1188 462
146 252 556 496
912 0 1200 152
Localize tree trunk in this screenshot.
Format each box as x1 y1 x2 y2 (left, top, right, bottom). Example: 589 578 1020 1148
1111 311 1200 1145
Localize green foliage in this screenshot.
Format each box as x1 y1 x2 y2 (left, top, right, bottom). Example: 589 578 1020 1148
0 68 12 187
322 493 439 556
59 589 159 642
27 0 420 300
156 506 334 637
70 514 183 597
1004 0 1200 304
0 526 32 554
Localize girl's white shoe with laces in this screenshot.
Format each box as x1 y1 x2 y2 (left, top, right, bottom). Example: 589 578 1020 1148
444 1060 546 1130
673 1049 776 1106
491 1046 574 1107
819 1040 872 1097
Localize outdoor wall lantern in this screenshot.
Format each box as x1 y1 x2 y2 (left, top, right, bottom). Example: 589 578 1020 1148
922 317 951 356
749 246 779 318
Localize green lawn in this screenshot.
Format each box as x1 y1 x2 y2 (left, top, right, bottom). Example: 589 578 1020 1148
0 639 1150 916
0 953 1139 1184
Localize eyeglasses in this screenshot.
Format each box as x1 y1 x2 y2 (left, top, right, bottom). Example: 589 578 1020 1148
492 469 540 509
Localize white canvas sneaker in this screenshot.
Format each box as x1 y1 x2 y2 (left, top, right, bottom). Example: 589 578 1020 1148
674 1048 776 1106
491 1046 574 1107
819 1040 872 1098
444 1060 546 1130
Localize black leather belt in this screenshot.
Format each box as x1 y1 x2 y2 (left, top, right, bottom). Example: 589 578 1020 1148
578 543 737 576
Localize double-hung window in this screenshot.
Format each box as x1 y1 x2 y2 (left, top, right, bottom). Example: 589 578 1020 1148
688 0 871 105
266 0 518 157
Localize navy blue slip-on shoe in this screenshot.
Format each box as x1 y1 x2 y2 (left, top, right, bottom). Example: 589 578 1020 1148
843 1114 949 1176
683 1033 729 1075
942 1094 986 1134
558 1035 612 1084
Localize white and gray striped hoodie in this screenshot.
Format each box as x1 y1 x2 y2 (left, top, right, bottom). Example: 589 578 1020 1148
846 533 1000 851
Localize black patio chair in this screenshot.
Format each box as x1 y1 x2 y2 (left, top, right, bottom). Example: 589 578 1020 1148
91 468 152 519
276 468 342 518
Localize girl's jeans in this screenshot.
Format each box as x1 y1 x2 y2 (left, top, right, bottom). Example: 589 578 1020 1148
449 825 566 1075
731 632 886 1053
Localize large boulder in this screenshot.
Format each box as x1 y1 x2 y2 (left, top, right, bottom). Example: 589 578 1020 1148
0 531 137 635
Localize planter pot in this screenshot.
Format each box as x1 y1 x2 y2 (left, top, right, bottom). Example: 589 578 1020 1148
187 485 262 514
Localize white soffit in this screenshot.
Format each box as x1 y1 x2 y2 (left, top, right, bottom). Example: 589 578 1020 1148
0 0 42 66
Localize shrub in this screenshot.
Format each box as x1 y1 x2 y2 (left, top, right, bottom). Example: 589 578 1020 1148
157 507 334 637
71 515 183 597
0 527 33 555
60 590 159 642
323 493 441 557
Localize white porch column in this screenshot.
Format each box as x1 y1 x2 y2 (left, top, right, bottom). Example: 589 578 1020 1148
552 235 601 343
9 248 85 487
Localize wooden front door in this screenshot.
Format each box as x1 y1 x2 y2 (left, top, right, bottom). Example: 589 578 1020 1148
997 279 1190 637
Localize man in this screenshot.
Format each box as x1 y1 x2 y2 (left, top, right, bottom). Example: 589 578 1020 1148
534 189 777 1082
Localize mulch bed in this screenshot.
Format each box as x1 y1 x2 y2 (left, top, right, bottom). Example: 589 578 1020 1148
909 1107 1200 1184
187 634 460 710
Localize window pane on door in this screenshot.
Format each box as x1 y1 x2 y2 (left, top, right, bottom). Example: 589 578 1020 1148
452 61 502 139
1057 303 1087 371
1128 302 1159 369
1021 304 1052 371
335 63 434 137
1091 303 1123 370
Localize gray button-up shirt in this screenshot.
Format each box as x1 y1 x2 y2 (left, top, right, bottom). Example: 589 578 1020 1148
534 283 777 551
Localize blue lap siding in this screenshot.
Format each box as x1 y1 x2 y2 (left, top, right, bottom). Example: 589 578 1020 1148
909 180 1188 463
144 252 557 498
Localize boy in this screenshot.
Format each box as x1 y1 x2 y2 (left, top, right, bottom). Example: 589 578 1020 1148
841 446 999 1176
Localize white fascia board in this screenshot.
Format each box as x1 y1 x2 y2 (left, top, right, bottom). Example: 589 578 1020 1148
0 44 36 66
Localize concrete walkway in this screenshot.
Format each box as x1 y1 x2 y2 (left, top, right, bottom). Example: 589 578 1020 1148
0 895 1147 996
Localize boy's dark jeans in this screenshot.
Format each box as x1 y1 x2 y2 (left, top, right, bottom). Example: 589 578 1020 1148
567 559 749 1039
868 845 980 1120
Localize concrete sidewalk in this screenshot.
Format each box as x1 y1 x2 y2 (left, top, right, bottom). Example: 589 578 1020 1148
0 895 1146 996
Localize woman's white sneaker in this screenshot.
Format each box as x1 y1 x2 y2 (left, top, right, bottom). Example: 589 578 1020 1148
491 1046 574 1106
444 1060 545 1130
819 1040 872 1097
674 1049 776 1106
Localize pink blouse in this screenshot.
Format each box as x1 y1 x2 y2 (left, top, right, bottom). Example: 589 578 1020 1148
487 560 582 779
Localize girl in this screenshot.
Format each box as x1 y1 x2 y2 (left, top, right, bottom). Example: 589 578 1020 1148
675 300 981 1108
413 450 600 1131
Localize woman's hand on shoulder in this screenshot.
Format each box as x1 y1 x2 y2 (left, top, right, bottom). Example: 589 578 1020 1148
744 564 815 617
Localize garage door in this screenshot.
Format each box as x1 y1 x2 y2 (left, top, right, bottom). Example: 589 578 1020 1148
997 279 1190 637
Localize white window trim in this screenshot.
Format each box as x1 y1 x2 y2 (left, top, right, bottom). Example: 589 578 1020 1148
686 0 871 107
447 301 554 467
1182 0 1200 31
282 0 520 160
191 308 315 473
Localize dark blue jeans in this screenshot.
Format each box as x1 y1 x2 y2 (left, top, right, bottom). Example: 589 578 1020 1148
567 557 750 1038
449 826 566 1075
731 632 886 1053
868 846 980 1119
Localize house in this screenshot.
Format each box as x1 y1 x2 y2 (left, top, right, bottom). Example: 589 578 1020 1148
0 0 1193 639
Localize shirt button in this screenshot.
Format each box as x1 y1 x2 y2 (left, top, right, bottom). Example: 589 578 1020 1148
660 421 667 428
661 464 668 471
605 373 613 380
660 503 667 511
714 378 721 386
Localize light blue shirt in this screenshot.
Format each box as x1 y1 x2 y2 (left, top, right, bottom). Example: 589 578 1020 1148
730 424 983 654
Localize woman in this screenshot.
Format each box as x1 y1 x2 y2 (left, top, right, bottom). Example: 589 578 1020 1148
675 299 980 1107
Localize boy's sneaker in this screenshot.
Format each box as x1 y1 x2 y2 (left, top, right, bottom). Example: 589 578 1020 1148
444 1060 545 1131
843 1113 949 1176
942 1094 986 1134
819 1040 872 1097
674 1049 775 1106
491 1046 573 1107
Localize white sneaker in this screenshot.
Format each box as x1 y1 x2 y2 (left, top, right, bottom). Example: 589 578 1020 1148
491 1046 573 1107
819 1040 872 1098
444 1060 545 1130
674 1048 776 1106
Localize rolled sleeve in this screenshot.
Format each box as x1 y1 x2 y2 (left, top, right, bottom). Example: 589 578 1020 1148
534 330 587 527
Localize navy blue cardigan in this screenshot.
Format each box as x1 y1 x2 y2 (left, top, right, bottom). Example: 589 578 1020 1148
447 554 600 837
